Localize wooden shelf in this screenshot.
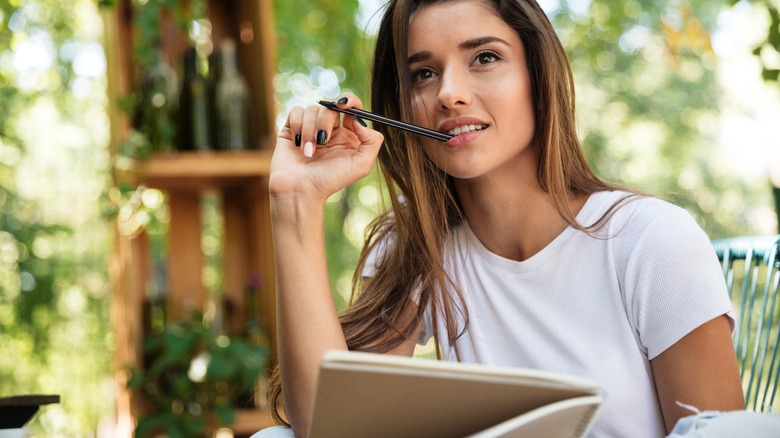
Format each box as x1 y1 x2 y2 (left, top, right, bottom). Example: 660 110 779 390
139 150 273 191
103 0 279 435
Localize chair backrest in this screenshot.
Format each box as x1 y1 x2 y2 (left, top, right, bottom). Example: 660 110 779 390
712 235 780 412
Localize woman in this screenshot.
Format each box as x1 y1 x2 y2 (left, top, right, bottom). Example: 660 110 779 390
260 0 744 436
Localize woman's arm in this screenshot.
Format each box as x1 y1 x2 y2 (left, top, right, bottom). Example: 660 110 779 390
270 93 418 436
272 197 348 435
273 205 419 434
651 314 744 433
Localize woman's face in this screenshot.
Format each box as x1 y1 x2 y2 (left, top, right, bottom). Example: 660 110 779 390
407 0 537 182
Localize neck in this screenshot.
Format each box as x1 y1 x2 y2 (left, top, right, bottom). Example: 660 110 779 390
454 171 586 262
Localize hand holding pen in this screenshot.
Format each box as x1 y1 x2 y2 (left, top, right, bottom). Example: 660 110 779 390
271 93 385 203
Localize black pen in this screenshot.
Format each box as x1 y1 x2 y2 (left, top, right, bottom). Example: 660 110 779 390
318 100 453 142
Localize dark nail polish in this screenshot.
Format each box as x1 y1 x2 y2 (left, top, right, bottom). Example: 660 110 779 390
354 116 367 127
337 97 348 105
316 130 327 145
295 134 301 147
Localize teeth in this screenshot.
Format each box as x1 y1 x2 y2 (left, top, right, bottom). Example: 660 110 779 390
446 124 487 136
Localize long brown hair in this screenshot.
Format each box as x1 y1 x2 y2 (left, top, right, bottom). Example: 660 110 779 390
267 0 631 425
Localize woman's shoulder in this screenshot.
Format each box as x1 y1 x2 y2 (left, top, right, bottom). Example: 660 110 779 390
587 190 699 232
588 190 714 263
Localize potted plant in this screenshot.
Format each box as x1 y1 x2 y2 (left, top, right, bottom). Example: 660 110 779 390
127 314 268 437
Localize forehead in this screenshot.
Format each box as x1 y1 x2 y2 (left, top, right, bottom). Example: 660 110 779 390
407 0 512 51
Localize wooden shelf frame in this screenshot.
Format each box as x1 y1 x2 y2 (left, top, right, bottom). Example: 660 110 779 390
144 151 278 437
140 150 273 190
102 0 280 435
138 151 277 335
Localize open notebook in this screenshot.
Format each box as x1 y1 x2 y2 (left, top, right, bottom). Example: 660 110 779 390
307 350 603 438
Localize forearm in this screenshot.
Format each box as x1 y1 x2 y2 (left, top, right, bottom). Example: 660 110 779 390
652 314 744 433
268 93 384 435
271 196 348 435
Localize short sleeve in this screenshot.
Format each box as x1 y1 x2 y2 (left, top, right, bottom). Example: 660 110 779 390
621 204 734 360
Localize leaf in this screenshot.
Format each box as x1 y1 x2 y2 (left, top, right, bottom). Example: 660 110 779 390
118 95 137 118
126 370 146 388
165 423 186 438
206 353 237 380
147 352 181 378
178 415 206 437
215 403 236 426
768 7 780 50
171 375 195 399
762 68 780 82
135 411 171 437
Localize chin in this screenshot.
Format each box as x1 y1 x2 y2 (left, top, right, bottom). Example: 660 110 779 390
443 166 488 181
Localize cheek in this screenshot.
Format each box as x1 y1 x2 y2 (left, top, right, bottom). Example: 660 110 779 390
488 74 535 128
411 91 436 127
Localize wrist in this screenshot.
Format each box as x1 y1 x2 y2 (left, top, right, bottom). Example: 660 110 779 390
270 192 325 225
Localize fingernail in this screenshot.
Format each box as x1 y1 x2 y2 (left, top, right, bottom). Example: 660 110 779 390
316 130 327 145
295 134 301 147
337 97 348 105
303 142 314 158
354 116 367 127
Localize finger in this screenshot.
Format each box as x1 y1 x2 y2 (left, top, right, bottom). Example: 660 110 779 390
314 105 338 147
317 98 344 131
332 108 341 130
335 93 372 134
300 104 321 157
287 106 304 148
335 93 383 149
354 124 384 156
331 94 362 134
335 92 363 110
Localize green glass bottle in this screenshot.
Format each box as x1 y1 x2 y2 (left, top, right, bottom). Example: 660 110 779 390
178 47 212 151
215 39 251 151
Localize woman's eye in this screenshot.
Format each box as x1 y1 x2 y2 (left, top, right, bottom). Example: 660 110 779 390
474 51 500 66
412 68 435 83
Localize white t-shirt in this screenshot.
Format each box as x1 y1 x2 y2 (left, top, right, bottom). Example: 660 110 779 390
366 190 734 438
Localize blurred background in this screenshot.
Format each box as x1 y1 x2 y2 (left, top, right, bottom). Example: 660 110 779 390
0 0 778 436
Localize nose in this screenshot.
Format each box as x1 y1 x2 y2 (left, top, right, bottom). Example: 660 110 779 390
436 68 471 111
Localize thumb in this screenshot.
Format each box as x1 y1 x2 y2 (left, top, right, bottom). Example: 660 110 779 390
351 116 384 153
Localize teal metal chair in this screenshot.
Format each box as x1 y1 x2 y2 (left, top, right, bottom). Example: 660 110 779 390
712 235 780 412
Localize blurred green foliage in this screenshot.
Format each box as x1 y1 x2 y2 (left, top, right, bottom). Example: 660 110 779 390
744 0 780 82
553 0 774 238
127 315 268 437
0 0 115 435
554 0 727 235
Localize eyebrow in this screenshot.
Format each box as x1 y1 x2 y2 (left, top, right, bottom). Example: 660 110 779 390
407 36 511 65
